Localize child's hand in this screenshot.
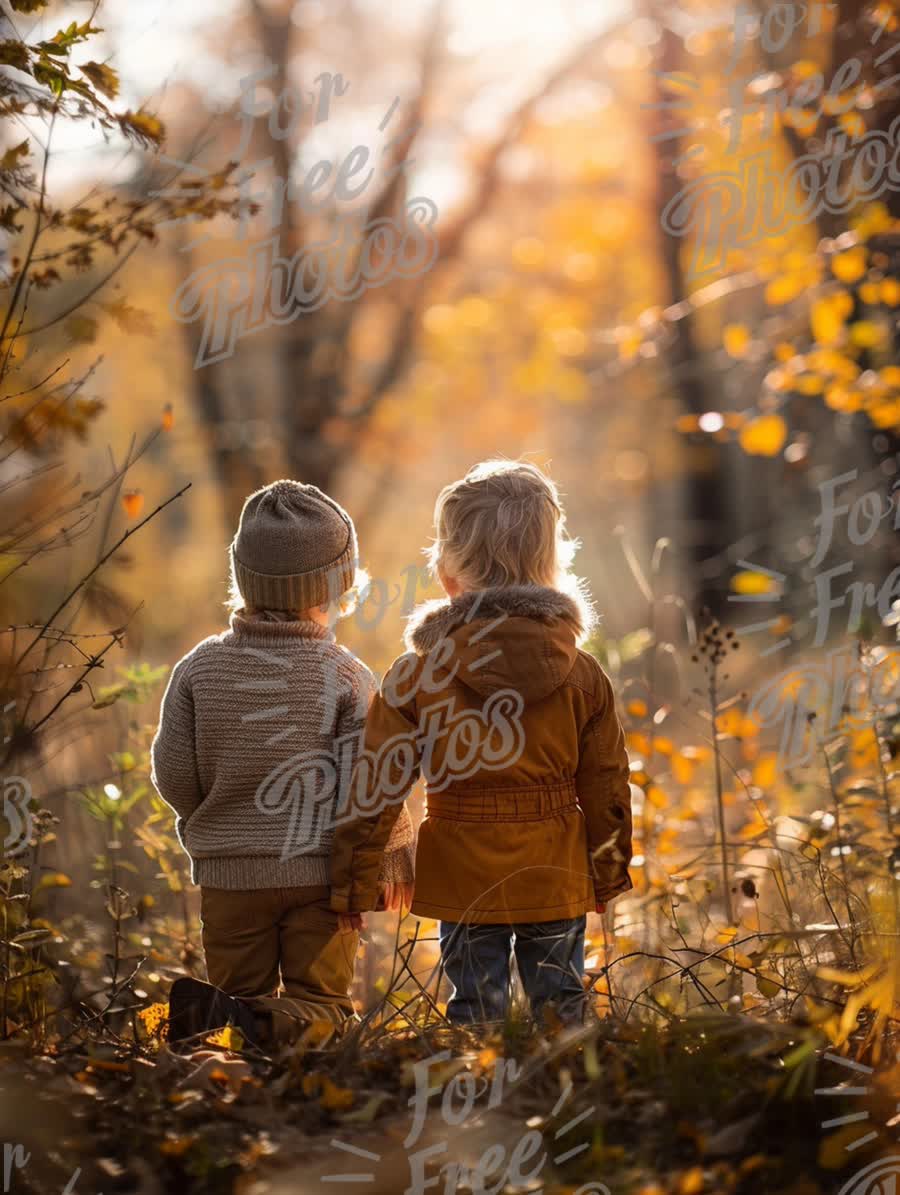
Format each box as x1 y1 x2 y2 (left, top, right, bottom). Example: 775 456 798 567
379 881 414 913
338 913 364 934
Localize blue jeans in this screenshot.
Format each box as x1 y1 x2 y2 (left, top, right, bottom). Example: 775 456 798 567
439 917 587 1025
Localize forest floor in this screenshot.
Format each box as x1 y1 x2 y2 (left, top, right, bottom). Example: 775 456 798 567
2 1011 898 1195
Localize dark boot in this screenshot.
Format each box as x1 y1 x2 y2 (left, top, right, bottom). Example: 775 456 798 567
167 977 263 1050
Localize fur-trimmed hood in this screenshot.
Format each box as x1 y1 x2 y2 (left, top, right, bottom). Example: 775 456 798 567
403 584 595 704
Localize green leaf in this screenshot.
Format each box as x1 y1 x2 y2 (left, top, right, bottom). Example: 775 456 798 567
618 627 655 662
756 970 781 998
33 60 67 97
41 20 101 52
91 683 128 709
12 928 54 949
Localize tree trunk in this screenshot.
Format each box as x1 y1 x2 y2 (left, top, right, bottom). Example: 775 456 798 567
650 22 735 611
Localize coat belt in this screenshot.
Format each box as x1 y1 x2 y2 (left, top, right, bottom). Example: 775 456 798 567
425 781 578 822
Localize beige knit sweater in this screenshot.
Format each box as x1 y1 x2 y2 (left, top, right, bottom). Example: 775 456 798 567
150 612 415 890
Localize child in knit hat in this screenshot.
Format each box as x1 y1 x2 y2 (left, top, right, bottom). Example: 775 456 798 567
151 480 414 1039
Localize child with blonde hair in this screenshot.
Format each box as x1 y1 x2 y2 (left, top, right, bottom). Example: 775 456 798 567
330 460 632 1024
152 480 413 1041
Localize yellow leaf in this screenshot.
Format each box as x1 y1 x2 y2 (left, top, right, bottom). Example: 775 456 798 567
645 784 669 809
139 1002 169 1036
838 111 866 140
119 109 165 146
731 570 777 595
679 1165 705 1194
795 373 824 395
817 962 881 988
808 348 859 380
319 1076 355 1111
672 753 695 784
784 107 819 135
765 274 805 306
850 320 885 348
791 59 821 79
831 247 867 283
36 872 72 890
716 708 743 736
617 328 642 361
206 1025 243 1051
859 281 880 304
832 290 855 318
739 414 788 456
868 399 900 428
811 296 846 345
723 323 750 358
753 753 778 788
852 200 892 240
825 384 864 412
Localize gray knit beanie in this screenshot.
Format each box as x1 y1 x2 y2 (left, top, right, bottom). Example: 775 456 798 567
230 480 358 611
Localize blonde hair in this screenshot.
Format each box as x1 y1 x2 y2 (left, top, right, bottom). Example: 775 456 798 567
427 459 580 592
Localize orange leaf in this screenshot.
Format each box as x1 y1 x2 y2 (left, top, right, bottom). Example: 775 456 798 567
122 490 144 519
739 414 788 457
723 323 750 358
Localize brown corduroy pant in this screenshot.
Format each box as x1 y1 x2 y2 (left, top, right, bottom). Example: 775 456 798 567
200 885 359 1025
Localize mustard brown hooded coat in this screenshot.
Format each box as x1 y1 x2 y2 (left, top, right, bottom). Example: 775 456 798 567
329 585 633 924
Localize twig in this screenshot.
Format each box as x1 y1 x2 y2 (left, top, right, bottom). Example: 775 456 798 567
14 482 191 671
